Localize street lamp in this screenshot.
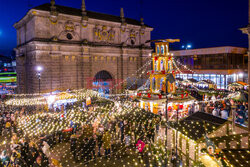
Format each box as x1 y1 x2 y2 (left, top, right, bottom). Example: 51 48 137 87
36 65 43 94
182 44 192 50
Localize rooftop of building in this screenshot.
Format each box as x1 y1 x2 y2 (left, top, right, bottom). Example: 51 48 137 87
170 112 228 141
171 46 247 56
30 3 151 28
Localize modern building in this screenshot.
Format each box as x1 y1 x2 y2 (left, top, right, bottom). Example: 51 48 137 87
0 55 16 72
172 46 248 89
240 0 250 132
14 0 153 94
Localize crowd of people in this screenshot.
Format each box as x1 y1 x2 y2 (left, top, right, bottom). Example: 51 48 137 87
0 99 164 167
187 99 248 125
0 105 64 167
68 107 161 166
0 88 249 167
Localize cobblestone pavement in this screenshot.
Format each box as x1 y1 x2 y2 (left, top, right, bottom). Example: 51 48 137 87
50 143 144 167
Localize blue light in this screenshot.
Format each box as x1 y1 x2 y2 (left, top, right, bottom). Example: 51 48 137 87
182 45 185 48
187 44 192 48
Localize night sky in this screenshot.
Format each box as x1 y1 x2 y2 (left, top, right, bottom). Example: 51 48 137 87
0 0 248 56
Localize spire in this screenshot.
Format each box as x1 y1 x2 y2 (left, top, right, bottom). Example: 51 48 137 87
140 17 144 26
82 0 87 16
120 8 125 23
50 0 57 15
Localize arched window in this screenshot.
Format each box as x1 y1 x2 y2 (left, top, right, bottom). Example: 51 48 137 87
160 78 164 90
152 77 156 90
154 60 158 71
165 44 168 53
167 61 171 72
160 59 164 71
157 46 160 55
161 45 164 54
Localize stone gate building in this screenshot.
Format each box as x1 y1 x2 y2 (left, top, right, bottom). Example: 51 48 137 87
14 0 153 94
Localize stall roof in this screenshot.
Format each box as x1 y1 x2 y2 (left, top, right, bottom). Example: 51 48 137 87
187 78 198 83
170 112 227 141
222 149 250 166
237 81 248 86
198 80 215 85
176 78 183 81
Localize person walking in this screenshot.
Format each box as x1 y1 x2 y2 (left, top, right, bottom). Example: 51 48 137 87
96 125 104 157
102 130 111 159
88 135 96 161
221 108 229 120
0 150 10 167
119 120 124 143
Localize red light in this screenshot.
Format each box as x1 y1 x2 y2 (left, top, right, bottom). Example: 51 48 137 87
4 68 7 71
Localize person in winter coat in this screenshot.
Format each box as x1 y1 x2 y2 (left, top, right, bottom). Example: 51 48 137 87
212 108 220 117
19 138 29 164
41 141 50 159
136 139 145 162
102 130 111 158
221 109 229 120
0 150 10 167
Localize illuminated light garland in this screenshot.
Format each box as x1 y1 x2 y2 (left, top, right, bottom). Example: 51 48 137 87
1 53 245 167
109 59 152 92
172 60 238 104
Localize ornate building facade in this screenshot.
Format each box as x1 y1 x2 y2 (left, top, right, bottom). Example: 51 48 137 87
14 0 153 93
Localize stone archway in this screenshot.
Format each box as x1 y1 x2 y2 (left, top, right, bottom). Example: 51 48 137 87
93 70 113 95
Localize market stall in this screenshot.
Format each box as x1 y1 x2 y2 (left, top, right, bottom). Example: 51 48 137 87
197 80 216 89
228 81 248 91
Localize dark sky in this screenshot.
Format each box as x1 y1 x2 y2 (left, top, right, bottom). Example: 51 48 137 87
0 0 248 56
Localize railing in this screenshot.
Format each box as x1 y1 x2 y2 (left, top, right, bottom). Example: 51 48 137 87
177 65 247 70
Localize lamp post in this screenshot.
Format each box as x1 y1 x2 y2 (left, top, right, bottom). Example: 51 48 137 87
165 90 168 167
181 44 192 50
36 66 43 94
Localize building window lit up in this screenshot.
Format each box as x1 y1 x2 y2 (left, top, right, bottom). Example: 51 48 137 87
172 46 248 89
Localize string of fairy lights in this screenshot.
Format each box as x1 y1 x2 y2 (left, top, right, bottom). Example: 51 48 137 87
173 59 238 104
0 52 247 167
4 58 151 106
13 94 164 166
109 58 152 93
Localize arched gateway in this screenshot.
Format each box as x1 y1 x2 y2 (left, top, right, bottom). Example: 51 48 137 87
93 71 113 95
14 1 152 93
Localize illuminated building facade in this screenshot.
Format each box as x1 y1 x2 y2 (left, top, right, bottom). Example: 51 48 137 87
14 0 153 93
172 46 248 89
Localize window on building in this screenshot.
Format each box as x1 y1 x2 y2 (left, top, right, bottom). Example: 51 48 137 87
155 60 158 71
152 78 156 90
157 46 160 55
160 59 164 71
161 45 164 55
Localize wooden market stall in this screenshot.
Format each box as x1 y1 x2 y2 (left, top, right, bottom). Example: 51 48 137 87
228 81 248 91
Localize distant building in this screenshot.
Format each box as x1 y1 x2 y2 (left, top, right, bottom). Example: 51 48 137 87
0 55 16 72
0 55 12 67
14 0 153 94
172 46 248 89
